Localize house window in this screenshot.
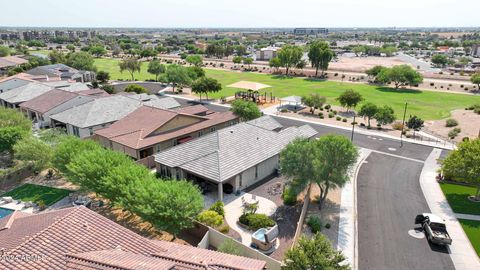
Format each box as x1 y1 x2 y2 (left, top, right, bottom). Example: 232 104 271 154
239 174 243 187
210 127 216 132
89 127 93 136
255 165 258 178
198 130 204 137
72 126 80 137
173 139 178 146
156 144 161 152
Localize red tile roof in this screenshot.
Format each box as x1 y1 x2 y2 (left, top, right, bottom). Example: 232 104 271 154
0 206 266 270
95 106 238 150
19 89 79 113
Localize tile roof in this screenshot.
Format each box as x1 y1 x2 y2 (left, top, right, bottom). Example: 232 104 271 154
0 56 28 69
0 206 266 270
50 95 143 128
174 104 210 115
19 89 80 113
0 81 53 104
94 105 237 150
246 116 283 131
154 116 317 182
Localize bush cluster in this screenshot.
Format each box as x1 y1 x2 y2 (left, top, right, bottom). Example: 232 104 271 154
445 118 458 127
282 186 297 205
239 213 275 231
307 215 322 233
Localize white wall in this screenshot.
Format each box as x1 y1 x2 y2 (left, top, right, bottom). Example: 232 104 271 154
238 155 279 189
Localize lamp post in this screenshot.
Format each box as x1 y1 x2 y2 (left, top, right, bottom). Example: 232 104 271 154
400 102 408 147
351 113 356 142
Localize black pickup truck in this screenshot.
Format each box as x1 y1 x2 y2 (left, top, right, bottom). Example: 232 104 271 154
415 213 452 246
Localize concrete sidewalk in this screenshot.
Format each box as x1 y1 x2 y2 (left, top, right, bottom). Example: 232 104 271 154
419 148 480 270
337 148 371 270
455 213 480 221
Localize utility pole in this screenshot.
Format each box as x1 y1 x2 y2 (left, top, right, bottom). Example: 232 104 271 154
351 113 356 142
400 102 408 147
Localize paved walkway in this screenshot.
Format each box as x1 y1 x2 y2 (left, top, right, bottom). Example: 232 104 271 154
455 213 480 221
337 148 371 270
224 192 277 247
419 148 480 270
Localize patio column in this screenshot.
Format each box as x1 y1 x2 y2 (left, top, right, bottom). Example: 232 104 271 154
217 183 223 201
170 168 177 180
234 174 241 192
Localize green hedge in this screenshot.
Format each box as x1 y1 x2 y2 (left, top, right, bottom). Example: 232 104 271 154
239 213 275 231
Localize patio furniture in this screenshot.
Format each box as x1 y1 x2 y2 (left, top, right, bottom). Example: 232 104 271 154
72 196 92 207
251 224 279 251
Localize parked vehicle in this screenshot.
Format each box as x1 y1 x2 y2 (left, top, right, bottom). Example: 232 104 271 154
415 213 452 246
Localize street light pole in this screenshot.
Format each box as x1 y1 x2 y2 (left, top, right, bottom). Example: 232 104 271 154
400 102 408 147
351 114 356 142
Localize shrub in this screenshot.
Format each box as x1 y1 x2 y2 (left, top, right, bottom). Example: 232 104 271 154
391 121 404 130
342 118 347 122
462 137 470 142
239 213 275 231
360 123 366 127
209 201 225 217
218 238 242 256
328 112 335 118
333 110 337 114
324 104 331 110
325 223 331 229
445 118 458 127
336 116 341 121
460 84 464 88
280 108 288 113
448 128 461 139
430 82 434 86
282 187 297 205
218 224 230 233
307 215 322 233
197 210 223 227
318 112 324 117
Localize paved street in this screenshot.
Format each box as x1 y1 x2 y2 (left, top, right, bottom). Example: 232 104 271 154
357 152 454 270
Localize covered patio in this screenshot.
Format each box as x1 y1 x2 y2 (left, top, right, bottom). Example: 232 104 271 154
278 95 304 111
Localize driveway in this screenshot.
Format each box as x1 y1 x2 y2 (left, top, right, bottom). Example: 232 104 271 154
357 152 454 270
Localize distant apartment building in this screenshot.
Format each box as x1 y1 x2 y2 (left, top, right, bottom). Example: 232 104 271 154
472 44 480 57
293 28 329 36
255 46 279 61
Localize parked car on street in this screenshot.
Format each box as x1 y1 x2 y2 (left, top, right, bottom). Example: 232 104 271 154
415 213 452 246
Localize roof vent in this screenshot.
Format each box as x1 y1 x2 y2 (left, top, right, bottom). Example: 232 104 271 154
230 130 234 133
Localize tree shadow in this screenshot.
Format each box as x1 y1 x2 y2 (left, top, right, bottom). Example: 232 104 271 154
270 75 294 80
375 86 423 94
303 77 327 82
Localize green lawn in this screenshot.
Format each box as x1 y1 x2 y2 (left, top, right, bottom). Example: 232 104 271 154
93 58 480 120
1 183 70 206
458 219 480 257
440 182 480 215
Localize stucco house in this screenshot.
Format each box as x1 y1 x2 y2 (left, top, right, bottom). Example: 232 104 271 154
0 81 54 108
94 104 239 160
25 63 95 82
50 95 181 138
154 116 317 200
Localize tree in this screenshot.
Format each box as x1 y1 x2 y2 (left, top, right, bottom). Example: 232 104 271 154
308 41 334 77
302 93 326 114
124 84 148 94
136 179 204 239
337 90 363 111
13 137 53 172
406 115 424 138
197 210 223 227
185 55 203 67
374 105 396 127
0 108 31 154
52 136 101 175
377 65 423 89
471 73 480 89
119 58 141 81
358 102 378 128
366 65 386 79
232 56 243 64
191 77 222 100
186 66 205 80
139 48 157 58
96 71 110 84
147 59 166 81
243 57 253 68
230 99 261 121
89 45 106 57
66 44 75 52
277 45 303 75
234 45 247 56
352 45 366 56
296 59 307 71
67 51 95 71
283 233 350 270
0 46 10 57
165 64 191 93
441 138 480 200
280 135 358 209
431 54 448 67
269 57 281 72
48 50 66 64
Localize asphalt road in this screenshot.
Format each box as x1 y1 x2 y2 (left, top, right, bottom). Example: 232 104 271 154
357 152 454 270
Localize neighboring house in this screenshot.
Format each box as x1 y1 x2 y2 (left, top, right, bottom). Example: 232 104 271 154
42 81 91 92
0 77 32 94
472 44 480 57
154 116 317 200
0 81 53 108
50 95 180 138
25 64 95 82
255 46 279 61
0 55 28 74
94 104 239 160
19 89 96 128
0 206 266 270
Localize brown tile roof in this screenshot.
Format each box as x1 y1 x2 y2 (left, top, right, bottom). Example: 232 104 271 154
0 206 266 270
0 56 28 69
19 89 79 113
94 106 238 150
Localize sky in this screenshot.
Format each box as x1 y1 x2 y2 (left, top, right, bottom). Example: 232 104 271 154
1 0 479 28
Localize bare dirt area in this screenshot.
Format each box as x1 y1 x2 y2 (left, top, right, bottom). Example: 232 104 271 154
329 56 411 72
425 109 480 143
25 170 79 190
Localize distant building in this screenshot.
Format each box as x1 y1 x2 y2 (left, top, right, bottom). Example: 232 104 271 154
25 64 95 83
472 44 480 57
0 56 29 74
255 46 280 61
293 28 329 36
